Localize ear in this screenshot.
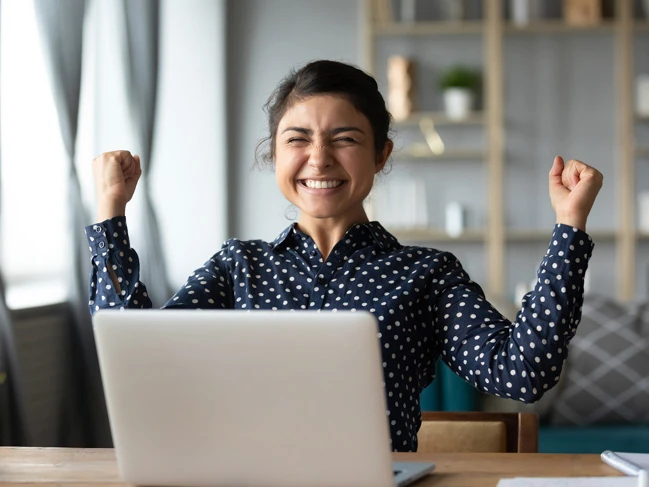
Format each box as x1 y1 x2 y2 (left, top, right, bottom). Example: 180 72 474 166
375 140 393 173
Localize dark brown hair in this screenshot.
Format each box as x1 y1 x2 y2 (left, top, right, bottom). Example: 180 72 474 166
255 60 393 167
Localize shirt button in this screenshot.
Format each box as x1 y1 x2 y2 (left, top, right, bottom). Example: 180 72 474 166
334 249 340 255
310 250 317 257
98 241 105 249
317 276 326 285
94 225 102 233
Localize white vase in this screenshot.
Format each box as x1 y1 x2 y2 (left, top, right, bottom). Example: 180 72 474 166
510 0 541 26
443 88 474 120
637 75 649 117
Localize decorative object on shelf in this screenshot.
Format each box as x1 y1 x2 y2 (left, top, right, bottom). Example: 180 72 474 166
510 0 542 26
638 191 649 233
373 0 394 25
387 56 416 122
563 0 601 27
439 0 465 22
418 117 445 155
372 178 428 229
445 201 465 238
400 0 416 23
636 75 649 117
438 65 481 121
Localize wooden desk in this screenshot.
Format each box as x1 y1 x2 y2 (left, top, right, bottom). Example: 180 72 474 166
0 448 624 487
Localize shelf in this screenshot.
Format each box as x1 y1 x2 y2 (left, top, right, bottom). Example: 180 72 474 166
507 229 616 242
504 20 616 34
389 228 485 243
637 232 649 240
391 228 617 243
635 114 649 123
371 19 646 36
374 21 484 36
636 147 649 158
393 111 484 126
398 148 485 161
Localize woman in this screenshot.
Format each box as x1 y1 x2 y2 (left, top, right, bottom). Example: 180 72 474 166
87 60 603 452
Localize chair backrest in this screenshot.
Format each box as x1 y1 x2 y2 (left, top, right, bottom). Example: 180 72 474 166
418 412 539 453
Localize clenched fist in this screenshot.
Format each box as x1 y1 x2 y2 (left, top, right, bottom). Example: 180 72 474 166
92 150 142 221
549 156 603 232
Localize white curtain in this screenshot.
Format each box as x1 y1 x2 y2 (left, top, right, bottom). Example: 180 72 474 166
34 0 112 447
122 0 171 307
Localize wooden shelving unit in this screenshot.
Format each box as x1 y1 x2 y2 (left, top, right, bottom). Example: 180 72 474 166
392 111 485 126
506 229 617 242
398 149 485 161
364 0 645 302
374 20 484 36
504 20 616 34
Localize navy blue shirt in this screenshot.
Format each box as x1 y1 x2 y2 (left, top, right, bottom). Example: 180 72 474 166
86 216 594 451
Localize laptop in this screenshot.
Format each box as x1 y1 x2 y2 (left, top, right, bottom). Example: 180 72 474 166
93 309 434 487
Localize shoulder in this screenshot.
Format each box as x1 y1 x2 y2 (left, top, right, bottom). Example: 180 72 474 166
211 237 276 260
387 244 458 264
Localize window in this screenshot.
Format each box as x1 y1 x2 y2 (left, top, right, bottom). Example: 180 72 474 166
1 0 68 308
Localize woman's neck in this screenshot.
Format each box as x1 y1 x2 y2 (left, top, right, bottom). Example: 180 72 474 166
296 211 370 260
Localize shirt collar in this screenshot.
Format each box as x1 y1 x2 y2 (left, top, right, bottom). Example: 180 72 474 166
270 221 401 252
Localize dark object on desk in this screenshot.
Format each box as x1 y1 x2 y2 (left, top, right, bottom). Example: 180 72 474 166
418 412 539 453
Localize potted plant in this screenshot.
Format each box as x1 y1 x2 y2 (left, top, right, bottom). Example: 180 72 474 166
438 66 481 120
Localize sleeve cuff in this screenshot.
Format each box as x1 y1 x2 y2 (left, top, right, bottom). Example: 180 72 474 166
545 224 595 271
84 216 131 257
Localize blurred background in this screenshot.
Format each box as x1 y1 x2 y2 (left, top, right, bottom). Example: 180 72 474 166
0 0 647 453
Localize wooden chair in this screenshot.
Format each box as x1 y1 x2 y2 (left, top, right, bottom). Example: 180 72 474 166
418 412 539 453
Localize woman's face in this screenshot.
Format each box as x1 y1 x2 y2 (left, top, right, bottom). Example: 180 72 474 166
274 95 391 226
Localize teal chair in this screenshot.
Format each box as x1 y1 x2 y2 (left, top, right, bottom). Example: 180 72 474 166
420 362 477 412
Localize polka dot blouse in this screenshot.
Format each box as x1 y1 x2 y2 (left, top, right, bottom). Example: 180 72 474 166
85 216 594 452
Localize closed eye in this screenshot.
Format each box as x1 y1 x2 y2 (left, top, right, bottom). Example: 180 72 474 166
333 137 357 144
287 137 308 144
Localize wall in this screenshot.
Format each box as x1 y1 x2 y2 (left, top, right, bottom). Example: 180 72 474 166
226 0 363 241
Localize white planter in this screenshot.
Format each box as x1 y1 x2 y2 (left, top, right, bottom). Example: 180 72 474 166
443 88 474 120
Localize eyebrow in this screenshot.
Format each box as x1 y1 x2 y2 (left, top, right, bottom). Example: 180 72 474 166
281 126 365 135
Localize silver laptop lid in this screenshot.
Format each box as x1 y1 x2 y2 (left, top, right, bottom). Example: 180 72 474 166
93 310 395 487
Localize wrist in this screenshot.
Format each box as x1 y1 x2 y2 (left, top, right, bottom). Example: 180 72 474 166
556 214 586 233
97 199 127 222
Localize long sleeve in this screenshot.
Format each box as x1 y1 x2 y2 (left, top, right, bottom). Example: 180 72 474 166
85 216 152 313
433 224 594 403
85 216 236 315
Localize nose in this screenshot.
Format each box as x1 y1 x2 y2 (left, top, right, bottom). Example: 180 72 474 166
308 143 333 169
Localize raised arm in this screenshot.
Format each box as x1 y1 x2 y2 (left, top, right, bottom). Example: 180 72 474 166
435 156 602 401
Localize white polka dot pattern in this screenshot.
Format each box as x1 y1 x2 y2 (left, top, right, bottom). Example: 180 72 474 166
85 217 594 452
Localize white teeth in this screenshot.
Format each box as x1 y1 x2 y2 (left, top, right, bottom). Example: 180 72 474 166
304 180 342 189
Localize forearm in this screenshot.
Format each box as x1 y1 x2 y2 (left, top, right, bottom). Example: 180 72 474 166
85 216 153 314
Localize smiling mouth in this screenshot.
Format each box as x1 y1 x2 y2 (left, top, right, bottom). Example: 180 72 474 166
299 179 345 189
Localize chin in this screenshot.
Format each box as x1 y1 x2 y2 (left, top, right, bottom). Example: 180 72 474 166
301 207 342 220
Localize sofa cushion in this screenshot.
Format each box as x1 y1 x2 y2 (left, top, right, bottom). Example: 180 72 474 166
549 296 649 426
